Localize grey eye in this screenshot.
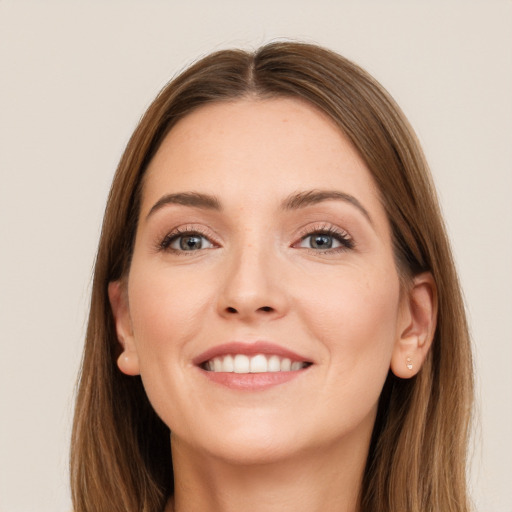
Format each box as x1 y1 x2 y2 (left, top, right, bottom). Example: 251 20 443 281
299 233 342 250
309 234 333 249
170 234 213 251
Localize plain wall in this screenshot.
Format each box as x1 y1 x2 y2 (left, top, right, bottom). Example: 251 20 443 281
1 1 511 511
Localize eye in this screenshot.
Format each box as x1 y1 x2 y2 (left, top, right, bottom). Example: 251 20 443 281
160 231 215 252
296 228 354 252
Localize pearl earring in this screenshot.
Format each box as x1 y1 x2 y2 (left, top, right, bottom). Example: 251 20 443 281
406 357 413 371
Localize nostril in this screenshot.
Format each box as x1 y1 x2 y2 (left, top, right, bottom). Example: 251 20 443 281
222 305 276 316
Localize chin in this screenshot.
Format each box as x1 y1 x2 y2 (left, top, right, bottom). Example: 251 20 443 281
173 410 371 468
204 433 306 466
170 412 309 466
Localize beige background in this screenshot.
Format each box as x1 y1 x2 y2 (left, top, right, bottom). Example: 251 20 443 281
1 1 511 511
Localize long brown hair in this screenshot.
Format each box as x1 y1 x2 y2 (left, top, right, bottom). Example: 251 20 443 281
71 42 473 512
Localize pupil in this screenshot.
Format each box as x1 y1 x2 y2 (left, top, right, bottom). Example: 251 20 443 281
180 235 202 250
312 234 332 249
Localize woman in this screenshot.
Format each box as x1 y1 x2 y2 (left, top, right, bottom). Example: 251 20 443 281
71 42 473 512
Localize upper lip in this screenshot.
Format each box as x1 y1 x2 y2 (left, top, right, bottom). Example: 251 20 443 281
193 341 312 366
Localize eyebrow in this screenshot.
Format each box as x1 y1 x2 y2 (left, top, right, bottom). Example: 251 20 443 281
282 190 373 224
146 189 372 225
146 192 221 220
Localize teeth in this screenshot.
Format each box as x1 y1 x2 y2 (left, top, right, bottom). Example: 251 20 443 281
223 354 234 372
281 358 292 371
233 354 250 373
268 355 280 372
250 354 267 373
213 357 223 372
204 354 308 373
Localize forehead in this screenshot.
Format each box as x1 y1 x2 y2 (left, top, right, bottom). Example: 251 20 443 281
142 97 383 217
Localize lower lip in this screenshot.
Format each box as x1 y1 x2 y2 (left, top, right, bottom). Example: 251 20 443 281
199 368 309 391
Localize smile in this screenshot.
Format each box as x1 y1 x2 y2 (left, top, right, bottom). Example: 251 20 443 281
203 354 310 373
194 341 313 390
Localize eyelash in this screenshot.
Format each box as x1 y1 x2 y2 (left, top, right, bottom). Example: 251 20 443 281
157 224 354 254
294 224 355 254
158 226 217 254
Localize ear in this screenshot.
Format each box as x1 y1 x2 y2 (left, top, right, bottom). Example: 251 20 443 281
390 272 438 379
108 280 140 376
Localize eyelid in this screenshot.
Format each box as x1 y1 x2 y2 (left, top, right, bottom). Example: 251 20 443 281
156 224 221 253
295 222 352 240
292 222 355 251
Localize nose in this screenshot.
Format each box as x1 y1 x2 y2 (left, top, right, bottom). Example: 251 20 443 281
216 242 289 322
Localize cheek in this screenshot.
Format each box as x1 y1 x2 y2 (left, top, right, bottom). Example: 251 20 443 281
127 263 214 367
298 264 401 372
125 263 218 428
296 266 401 434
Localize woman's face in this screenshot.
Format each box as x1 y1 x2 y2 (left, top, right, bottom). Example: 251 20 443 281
112 98 410 464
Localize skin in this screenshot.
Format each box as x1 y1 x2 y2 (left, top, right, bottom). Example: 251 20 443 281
109 98 436 512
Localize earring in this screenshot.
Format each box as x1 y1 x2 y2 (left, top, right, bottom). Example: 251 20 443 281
117 352 140 376
406 357 413 371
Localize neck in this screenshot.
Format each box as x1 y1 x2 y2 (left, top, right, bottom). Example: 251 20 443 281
166 427 372 512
